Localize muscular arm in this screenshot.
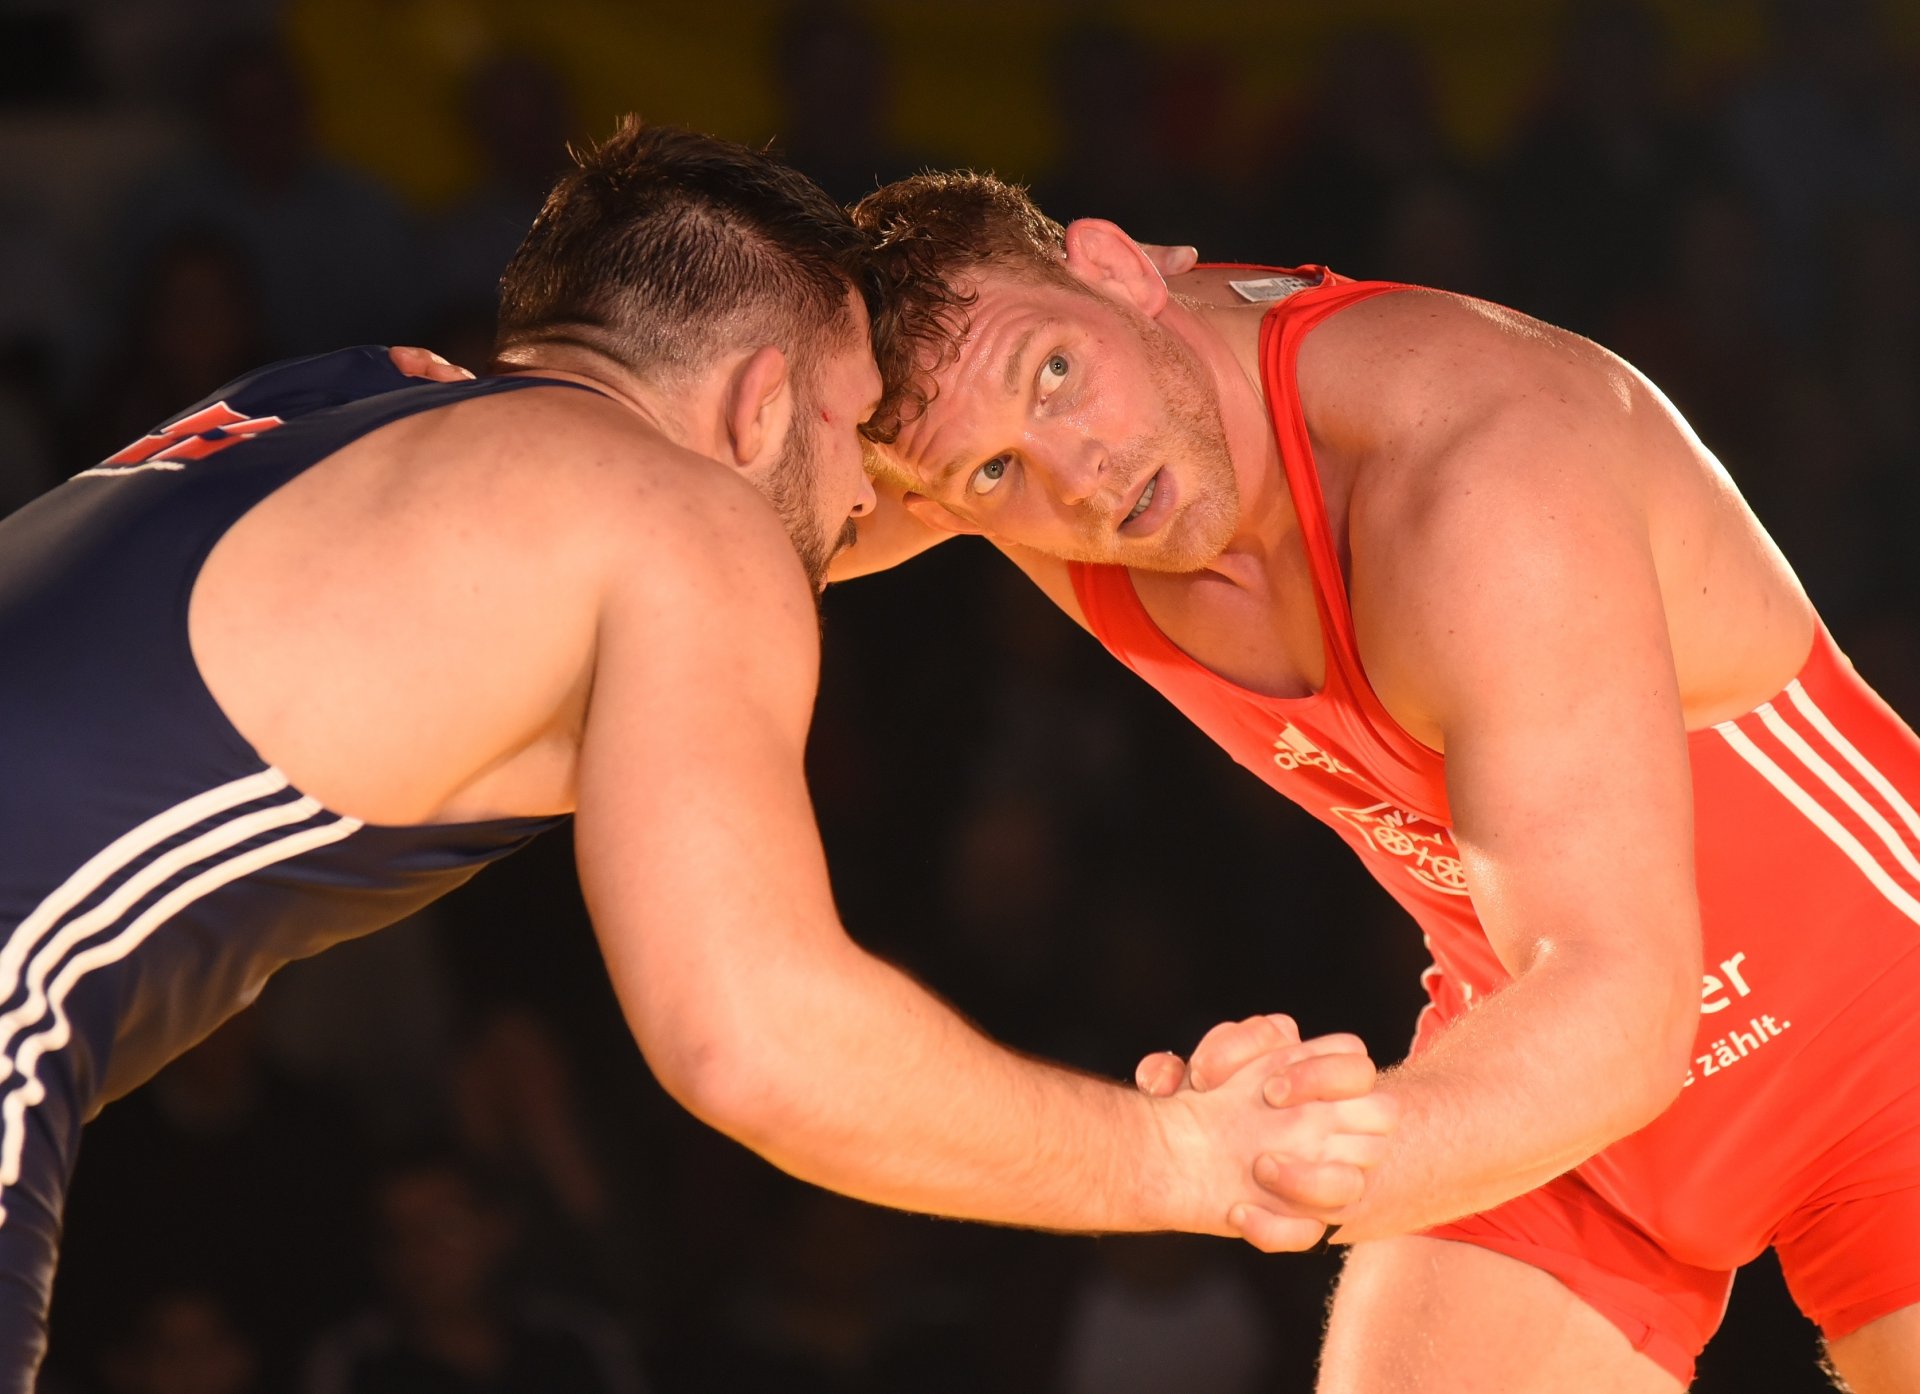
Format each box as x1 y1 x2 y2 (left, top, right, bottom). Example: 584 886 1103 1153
573 461 1385 1242
1311 332 1701 1239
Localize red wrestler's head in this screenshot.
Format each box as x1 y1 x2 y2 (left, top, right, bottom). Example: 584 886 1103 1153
496 119 881 590
853 172 1236 572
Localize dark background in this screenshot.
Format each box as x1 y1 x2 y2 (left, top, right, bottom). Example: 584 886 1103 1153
3 0 1918 1389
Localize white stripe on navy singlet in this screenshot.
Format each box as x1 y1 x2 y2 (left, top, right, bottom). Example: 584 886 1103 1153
0 773 361 1224
0 794 328 1079
0 770 289 1009
71 461 187 478
1717 689 1920 928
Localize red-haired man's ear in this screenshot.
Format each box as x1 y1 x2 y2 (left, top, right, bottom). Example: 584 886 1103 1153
899 489 987 537
1062 218 1170 317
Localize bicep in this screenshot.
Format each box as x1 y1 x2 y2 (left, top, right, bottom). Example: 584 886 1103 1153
1362 423 1701 996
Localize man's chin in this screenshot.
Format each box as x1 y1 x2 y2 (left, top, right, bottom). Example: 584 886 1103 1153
1125 503 1239 573
1123 543 1231 575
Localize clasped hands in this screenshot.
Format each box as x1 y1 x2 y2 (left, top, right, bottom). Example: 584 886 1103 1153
1137 1013 1398 1253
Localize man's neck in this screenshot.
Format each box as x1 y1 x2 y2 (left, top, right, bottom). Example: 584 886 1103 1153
493 344 709 455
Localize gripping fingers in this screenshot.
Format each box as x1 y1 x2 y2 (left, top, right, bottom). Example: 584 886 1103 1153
1253 1155 1368 1214
1133 1050 1188 1097
1264 1013 1302 1042
1323 1090 1399 1137
1292 1031 1368 1058
387 345 476 381
1188 1014 1300 1091
1138 242 1200 276
1227 1203 1327 1254
1294 1127 1390 1172
1265 1050 1378 1108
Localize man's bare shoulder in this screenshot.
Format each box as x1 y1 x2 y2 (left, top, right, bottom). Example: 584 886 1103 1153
1302 297 1653 748
1304 289 1653 523
413 384 752 524
393 380 814 598
1302 288 1635 452
194 376 820 825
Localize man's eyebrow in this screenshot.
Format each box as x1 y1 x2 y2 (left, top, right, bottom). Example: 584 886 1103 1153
934 450 975 490
925 319 1061 492
1002 320 1057 395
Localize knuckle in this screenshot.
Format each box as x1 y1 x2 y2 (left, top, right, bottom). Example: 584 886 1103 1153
1358 1097 1399 1132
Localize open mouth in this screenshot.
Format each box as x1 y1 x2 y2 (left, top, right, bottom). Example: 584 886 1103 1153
1125 474 1158 524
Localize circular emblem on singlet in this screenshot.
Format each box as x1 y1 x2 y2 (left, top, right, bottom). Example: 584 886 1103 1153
1332 802 1470 897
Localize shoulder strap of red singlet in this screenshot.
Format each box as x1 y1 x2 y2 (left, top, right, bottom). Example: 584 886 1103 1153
1068 266 1351 658
1067 266 1404 680
1257 277 1416 700
1067 545 1147 659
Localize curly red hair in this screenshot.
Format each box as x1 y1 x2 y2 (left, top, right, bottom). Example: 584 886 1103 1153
851 171 1072 446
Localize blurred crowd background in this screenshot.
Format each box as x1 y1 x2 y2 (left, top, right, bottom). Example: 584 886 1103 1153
3 0 1918 1389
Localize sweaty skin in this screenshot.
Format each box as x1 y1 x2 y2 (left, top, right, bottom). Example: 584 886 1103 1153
852 222 1817 1251
184 318 1397 1249
847 224 1920 1389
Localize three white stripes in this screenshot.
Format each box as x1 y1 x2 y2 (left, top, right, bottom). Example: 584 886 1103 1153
0 772 359 1221
1717 680 1920 930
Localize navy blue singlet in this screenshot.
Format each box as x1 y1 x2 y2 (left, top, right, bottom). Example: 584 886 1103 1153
0 348 580 1381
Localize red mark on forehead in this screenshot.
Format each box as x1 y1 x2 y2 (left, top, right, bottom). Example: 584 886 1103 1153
821 409 833 423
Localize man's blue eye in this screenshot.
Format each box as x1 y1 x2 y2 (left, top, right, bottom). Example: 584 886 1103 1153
971 456 1008 496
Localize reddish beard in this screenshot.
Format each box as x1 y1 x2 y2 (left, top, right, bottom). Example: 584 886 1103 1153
1074 307 1238 572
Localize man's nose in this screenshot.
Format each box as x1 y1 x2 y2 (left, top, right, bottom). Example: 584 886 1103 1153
849 473 878 518
1047 437 1108 506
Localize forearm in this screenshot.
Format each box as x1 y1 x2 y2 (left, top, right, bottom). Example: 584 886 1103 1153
669 934 1216 1235
1325 948 1692 1241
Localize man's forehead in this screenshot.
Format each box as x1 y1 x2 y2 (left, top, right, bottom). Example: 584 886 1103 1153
905 274 1062 415
888 376 979 483
875 268 1080 484
824 290 881 386
844 282 873 336
956 265 1069 329
841 288 880 371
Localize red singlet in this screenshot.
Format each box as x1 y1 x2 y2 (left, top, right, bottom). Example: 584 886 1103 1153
1068 271 1920 1381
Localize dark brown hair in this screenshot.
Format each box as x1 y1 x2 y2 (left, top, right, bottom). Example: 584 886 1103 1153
851 171 1068 444
497 117 866 381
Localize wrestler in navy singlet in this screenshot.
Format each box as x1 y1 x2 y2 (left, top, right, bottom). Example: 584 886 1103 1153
0 349 581 1382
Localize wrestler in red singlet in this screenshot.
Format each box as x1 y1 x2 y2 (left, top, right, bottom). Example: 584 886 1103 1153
1069 270 1920 1384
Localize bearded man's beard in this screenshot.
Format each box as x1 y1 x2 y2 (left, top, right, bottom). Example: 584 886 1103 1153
764 406 835 595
